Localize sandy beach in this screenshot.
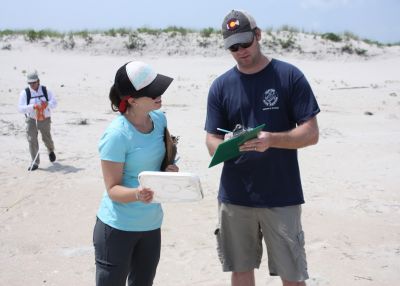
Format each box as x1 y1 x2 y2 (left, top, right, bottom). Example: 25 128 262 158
0 33 399 285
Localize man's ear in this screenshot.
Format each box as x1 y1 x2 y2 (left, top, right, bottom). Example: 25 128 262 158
255 28 262 41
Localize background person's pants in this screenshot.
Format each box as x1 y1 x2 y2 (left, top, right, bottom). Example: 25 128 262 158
26 117 54 165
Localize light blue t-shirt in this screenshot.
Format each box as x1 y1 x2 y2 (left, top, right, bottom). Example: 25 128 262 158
97 110 166 231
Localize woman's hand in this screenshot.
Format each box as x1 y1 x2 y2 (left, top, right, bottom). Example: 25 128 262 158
165 164 179 172
136 187 154 203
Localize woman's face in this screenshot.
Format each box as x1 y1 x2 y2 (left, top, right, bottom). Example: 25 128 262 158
131 95 162 112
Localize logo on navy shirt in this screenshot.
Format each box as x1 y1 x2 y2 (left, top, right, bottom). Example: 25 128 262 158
262 89 279 110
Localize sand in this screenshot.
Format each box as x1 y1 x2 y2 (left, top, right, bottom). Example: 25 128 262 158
0 34 399 285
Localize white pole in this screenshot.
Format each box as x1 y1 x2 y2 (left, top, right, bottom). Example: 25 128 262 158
28 118 40 171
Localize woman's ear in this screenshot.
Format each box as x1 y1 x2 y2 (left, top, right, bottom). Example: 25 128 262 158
127 97 137 105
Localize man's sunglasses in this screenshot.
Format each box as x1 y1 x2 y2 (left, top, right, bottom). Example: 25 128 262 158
228 29 257 52
228 40 254 52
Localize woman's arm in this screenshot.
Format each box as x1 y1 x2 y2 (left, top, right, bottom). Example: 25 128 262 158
101 160 153 203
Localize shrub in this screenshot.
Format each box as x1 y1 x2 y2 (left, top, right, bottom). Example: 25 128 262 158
343 31 359 41
104 28 131 37
104 29 117 37
362 38 384 47
198 38 210 48
0 29 15 37
2 43 12 50
279 34 296 50
200 27 215 38
163 26 190 36
61 33 75 49
322 33 342 42
278 25 299 33
355 48 367 56
75 30 93 45
341 44 353 54
137 27 161 36
125 32 146 50
26 30 45 42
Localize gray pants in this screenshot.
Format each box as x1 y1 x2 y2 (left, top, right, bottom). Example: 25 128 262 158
26 117 55 165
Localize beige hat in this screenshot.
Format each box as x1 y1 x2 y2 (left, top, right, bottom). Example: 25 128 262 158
27 70 39 83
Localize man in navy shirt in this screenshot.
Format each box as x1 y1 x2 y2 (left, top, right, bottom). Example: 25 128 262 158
205 10 320 286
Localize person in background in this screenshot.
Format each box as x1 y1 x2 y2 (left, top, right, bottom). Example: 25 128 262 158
93 60 178 286
205 10 320 286
18 70 57 171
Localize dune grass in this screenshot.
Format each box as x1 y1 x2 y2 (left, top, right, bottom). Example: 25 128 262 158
0 27 397 54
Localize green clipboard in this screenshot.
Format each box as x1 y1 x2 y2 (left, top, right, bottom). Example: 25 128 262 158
208 124 265 168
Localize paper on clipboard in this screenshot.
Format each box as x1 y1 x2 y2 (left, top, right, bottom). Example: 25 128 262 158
208 124 265 168
138 171 204 203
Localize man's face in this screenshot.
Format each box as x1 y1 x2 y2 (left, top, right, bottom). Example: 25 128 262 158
29 80 39 91
229 30 261 68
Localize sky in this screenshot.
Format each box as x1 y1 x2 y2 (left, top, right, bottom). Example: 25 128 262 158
1 0 399 43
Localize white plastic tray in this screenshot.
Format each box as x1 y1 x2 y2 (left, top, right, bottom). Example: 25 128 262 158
138 171 204 203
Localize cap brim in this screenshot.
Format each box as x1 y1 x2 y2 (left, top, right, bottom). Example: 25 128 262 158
223 31 254 49
27 79 38 83
136 74 173 98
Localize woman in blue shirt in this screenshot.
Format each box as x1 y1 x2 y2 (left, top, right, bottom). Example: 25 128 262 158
93 61 178 286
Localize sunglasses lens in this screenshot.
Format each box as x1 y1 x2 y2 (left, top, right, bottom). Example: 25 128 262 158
228 38 254 52
228 44 240 52
241 42 253 49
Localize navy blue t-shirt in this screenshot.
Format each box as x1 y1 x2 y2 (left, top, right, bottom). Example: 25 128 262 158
205 59 320 207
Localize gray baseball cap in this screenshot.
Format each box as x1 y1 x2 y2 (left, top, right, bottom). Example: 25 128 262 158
27 70 39 83
222 10 257 49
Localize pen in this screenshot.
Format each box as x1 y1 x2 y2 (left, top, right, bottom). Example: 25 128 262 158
217 128 231 133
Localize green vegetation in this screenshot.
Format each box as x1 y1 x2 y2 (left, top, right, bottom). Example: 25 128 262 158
277 25 299 33
125 32 146 50
103 28 131 37
60 33 75 49
24 29 63 41
137 27 162 36
0 27 398 56
343 31 359 41
322 32 342 42
341 44 367 56
163 26 192 36
200 27 215 38
278 33 297 50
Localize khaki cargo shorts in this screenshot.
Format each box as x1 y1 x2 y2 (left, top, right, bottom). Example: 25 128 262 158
215 202 308 282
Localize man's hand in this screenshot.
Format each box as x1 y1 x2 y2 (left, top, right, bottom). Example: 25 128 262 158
239 131 271 152
33 102 46 121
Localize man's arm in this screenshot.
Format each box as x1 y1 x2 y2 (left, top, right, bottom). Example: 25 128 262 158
46 89 57 109
240 116 319 152
17 90 34 114
205 133 225 156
